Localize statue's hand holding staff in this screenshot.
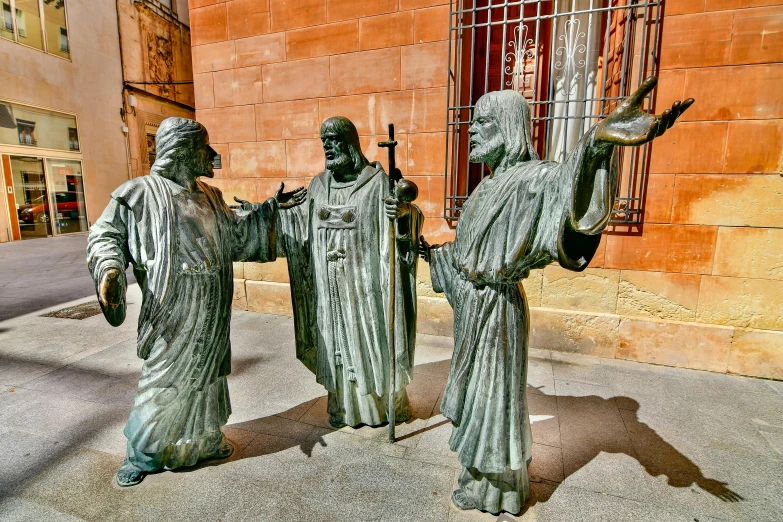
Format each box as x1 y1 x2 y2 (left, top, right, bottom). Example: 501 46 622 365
596 76 694 147
384 197 410 221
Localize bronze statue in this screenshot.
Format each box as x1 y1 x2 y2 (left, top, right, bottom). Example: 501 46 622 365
278 116 424 429
419 77 693 514
87 117 305 486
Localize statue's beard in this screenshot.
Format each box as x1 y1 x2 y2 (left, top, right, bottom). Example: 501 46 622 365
469 137 505 166
325 151 352 171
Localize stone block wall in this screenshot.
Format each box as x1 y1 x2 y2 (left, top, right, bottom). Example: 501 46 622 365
190 0 783 380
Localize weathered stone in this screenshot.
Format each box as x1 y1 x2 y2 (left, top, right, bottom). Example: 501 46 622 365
713 226 783 280
618 317 733 373
244 258 290 283
232 278 247 311
697 276 783 331
728 328 783 380
617 270 700 322
530 308 620 359
416 296 453 337
246 280 294 316
541 266 619 314
416 259 438 298
521 269 543 308
233 262 245 279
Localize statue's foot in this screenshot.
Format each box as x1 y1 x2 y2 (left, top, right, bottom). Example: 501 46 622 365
211 439 234 460
329 415 346 429
395 409 412 424
451 489 475 511
116 459 145 487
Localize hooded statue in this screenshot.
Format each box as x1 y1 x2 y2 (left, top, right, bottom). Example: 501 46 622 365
420 79 693 514
86 117 305 486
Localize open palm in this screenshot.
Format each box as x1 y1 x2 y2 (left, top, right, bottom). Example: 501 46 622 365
596 76 694 146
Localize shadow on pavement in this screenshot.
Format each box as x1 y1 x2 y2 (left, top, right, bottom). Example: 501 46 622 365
1 352 743 512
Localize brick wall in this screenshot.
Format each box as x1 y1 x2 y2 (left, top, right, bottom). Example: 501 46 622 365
189 0 783 379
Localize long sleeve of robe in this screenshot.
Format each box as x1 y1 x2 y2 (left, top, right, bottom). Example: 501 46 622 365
86 174 277 471
430 126 618 477
278 164 423 406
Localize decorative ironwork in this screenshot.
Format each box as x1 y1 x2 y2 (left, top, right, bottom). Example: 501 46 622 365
504 23 536 91
554 18 587 84
444 0 666 226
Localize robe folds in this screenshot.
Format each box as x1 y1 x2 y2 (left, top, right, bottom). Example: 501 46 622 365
87 174 276 471
279 163 422 426
429 127 617 513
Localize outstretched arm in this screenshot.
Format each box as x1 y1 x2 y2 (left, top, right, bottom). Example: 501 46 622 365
596 76 694 146
87 199 130 327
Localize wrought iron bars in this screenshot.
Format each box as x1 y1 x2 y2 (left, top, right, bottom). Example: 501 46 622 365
444 0 665 225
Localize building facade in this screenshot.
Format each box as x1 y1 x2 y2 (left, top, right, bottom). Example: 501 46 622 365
0 0 193 243
190 0 781 380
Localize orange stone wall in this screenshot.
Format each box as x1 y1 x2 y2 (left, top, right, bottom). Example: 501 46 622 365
189 0 453 242
189 0 783 380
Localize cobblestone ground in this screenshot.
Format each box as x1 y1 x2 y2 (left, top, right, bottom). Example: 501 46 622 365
0 250 781 521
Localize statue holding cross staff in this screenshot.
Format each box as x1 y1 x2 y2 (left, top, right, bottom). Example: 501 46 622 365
277 116 424 431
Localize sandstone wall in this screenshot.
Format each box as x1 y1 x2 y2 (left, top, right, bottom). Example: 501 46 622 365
190 0 783 380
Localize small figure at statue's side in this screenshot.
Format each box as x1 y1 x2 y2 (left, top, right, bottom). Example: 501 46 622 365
278 116 423 429
419 77 693 515
87 117 305 487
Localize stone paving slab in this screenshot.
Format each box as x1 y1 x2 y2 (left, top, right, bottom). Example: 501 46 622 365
1 287 782 521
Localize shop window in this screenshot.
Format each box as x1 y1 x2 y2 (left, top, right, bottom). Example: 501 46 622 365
0 100 78 152
445 0 664 225
2 0 70 58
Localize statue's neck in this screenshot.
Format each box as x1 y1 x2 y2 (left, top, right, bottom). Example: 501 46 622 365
331 164 361 183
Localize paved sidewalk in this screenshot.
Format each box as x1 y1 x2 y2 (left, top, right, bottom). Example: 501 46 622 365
0 288 782 521
0 235 96 322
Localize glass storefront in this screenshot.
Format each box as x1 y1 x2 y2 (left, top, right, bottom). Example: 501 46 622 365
45 158 87 235
8 155 86 240
1 100 85 241
10 156 51 239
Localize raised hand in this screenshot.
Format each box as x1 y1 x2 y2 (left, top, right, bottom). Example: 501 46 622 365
274 182 307 209
596 76 694 146
233 196 256 212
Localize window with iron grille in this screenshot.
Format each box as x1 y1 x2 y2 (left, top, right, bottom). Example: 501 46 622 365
444 0 664 225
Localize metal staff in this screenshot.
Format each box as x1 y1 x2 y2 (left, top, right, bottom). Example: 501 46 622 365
378 123 401 443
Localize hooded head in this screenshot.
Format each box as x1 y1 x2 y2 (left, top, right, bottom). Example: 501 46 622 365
150 117 218 181
468 90 539 171
320 116 370 174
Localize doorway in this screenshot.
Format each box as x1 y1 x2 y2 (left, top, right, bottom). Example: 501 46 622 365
8 155 87 240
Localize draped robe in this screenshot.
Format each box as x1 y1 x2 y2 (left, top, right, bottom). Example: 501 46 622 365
429 127 617 513
279 163 423 426
87 174 276 471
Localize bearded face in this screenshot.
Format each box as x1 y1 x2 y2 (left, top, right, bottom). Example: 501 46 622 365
186 132 217 179
321 131 352 172
468 104 506 167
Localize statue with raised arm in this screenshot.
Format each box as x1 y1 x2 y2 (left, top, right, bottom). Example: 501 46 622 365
419 77 693 515
87 117 305 487
278 116 424 429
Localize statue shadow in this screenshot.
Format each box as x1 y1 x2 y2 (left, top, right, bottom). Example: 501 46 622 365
181 357 742 512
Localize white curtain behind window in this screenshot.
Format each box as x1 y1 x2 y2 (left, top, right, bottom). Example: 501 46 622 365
547 0 604 162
